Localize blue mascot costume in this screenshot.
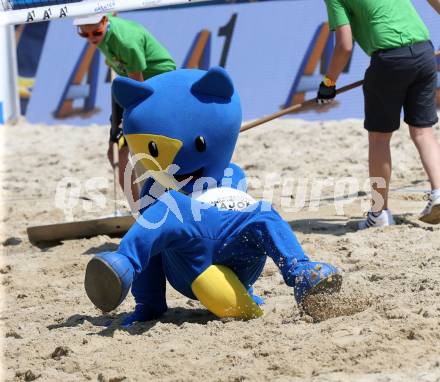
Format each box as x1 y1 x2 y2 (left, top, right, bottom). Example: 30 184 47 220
84 67 342 326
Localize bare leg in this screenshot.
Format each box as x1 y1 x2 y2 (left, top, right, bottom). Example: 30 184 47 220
368 132 393 212
118 145 140 210
409 126 440 190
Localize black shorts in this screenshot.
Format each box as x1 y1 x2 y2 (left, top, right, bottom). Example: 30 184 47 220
363 40 438 133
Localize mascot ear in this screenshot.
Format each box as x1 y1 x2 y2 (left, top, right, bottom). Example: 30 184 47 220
191 66 234 100
112 76 154 109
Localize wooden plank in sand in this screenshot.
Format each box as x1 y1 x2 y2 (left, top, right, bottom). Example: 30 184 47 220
26 215 135 244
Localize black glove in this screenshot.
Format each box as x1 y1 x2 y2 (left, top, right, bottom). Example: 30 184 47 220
317 81 336 104
109 105 126 147
109 123 123 144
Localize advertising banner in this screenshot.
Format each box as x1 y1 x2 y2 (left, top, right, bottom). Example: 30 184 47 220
18 0 440 125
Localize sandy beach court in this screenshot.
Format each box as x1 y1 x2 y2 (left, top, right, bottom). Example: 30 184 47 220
1 119 440 381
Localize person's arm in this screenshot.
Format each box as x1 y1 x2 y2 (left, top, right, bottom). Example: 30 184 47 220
325 24 353 82
427 0 440 14
317 0 352 104
128 71 144 82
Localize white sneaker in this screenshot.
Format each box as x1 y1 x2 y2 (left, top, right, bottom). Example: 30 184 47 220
358 209 395 230
419 193 440 224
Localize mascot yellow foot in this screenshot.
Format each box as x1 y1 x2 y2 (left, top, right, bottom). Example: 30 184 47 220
191 265 263 320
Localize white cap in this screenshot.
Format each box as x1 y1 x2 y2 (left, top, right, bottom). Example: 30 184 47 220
73 13 106 26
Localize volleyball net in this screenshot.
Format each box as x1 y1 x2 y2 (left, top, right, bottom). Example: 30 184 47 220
0 0 211 25
2 0 80 11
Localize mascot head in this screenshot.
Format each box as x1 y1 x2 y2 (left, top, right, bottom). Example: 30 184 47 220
112 67 242 194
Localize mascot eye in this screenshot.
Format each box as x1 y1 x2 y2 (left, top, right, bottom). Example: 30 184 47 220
195 136 206 152
148 141 159 157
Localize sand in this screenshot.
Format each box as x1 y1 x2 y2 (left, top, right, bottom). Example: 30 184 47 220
1 119 440 381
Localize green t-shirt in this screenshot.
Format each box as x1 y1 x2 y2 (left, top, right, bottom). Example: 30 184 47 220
324 0 430 56
98 15 176 79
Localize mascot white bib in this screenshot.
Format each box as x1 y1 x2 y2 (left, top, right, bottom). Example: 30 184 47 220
194 187 256 211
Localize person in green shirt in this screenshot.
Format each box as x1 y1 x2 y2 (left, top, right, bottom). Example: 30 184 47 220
318 0 440 229
74 13 176 207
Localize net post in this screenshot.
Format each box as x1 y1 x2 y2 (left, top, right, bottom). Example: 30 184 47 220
0 23 20 124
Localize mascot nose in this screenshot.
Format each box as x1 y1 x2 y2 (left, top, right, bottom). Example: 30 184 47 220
125 134 183 172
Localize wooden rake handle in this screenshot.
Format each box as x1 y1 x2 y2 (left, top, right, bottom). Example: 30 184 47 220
240 50 440 133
